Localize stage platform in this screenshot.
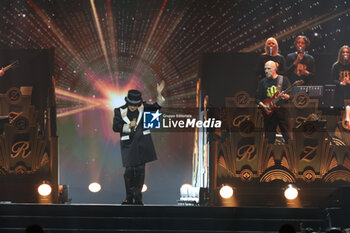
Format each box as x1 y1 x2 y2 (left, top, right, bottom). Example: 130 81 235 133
1 203 347 233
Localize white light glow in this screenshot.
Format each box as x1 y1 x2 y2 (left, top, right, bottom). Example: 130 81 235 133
219 185 233 199
181 183 192 190
88 182 101 193
142 184 147 192
108 93 125 109
284 184 298 200
38 184 52 196
180 183 192 197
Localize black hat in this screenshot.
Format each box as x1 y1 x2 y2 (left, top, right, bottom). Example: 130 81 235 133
125 89 142 106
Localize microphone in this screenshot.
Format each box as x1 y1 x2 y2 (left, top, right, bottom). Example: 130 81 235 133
344 55 349 61
269 47 273 56
130 118 136 134
298 46 303 54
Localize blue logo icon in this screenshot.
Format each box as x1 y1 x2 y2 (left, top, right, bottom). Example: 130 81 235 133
143 110 161 129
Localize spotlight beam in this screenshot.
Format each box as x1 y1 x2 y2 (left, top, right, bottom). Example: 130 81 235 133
106 0 119 82
147 2 190 64
90 0 114 83
28 0 112 94
56 87 101 118
56 87 100 104
140 0 167 59
27 0 88 68
57 105 99 118
132 0 167 78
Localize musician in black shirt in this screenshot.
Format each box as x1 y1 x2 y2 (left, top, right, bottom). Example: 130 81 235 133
332 45 350 106
286 35 315 85
257 37 286 80
256 61 293 144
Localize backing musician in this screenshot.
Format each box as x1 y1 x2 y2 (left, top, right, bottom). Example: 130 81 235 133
286 35 315 85
332 45 350 107
257 37 286 80
256 61 294 144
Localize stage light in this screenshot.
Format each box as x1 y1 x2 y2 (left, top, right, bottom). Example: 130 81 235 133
180 183 192 193
107 93 125 109
284 184 298 200
181 183 192 189
180 183 192 198
142 184 147 192
38 182 52 197
88 182 101 193
178 183 201 205
219 185 233 199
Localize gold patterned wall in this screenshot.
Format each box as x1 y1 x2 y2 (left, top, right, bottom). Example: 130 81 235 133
210 92 350 206
0 85 58 203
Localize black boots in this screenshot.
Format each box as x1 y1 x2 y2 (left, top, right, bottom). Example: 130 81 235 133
121 199 133 205
122 164 145 205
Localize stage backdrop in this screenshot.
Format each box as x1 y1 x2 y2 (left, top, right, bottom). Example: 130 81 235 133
200 52 350 207
0 0 349 205
0 49 58 203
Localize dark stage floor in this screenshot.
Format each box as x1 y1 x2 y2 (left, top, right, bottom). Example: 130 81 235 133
1 203 349 233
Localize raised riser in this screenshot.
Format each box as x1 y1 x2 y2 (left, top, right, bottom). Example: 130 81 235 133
0 204 331 233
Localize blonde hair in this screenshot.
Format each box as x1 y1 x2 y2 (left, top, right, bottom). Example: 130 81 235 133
264 37 279 56
337 45 350 65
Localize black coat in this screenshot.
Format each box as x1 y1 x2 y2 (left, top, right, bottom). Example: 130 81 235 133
113 102 160 167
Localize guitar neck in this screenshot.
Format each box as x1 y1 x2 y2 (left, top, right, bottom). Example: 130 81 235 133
271 83 296 105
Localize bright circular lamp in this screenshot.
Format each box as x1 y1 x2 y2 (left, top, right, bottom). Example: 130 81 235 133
88 182 101 193
181 184 192 189
142 184 147 192
180 183 192 198
284 184 298 200
38 183 52 196
219 185 233 199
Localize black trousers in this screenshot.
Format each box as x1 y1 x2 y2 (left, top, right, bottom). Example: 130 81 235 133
124 164 145 202
264 106 294 144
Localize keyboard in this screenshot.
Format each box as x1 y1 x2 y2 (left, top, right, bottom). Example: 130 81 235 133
292 86 324 98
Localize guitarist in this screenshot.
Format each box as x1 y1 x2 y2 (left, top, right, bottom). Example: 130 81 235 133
256 60 294 144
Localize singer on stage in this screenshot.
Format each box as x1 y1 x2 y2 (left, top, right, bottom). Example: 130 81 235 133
113 81 165 205
257 37 286 80
286 35 315 85
332 45 350 107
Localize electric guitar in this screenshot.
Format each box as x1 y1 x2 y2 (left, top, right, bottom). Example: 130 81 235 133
342 105 350 130
260 80 304 118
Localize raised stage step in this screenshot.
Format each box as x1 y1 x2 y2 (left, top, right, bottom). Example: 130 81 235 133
0 204 331 233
